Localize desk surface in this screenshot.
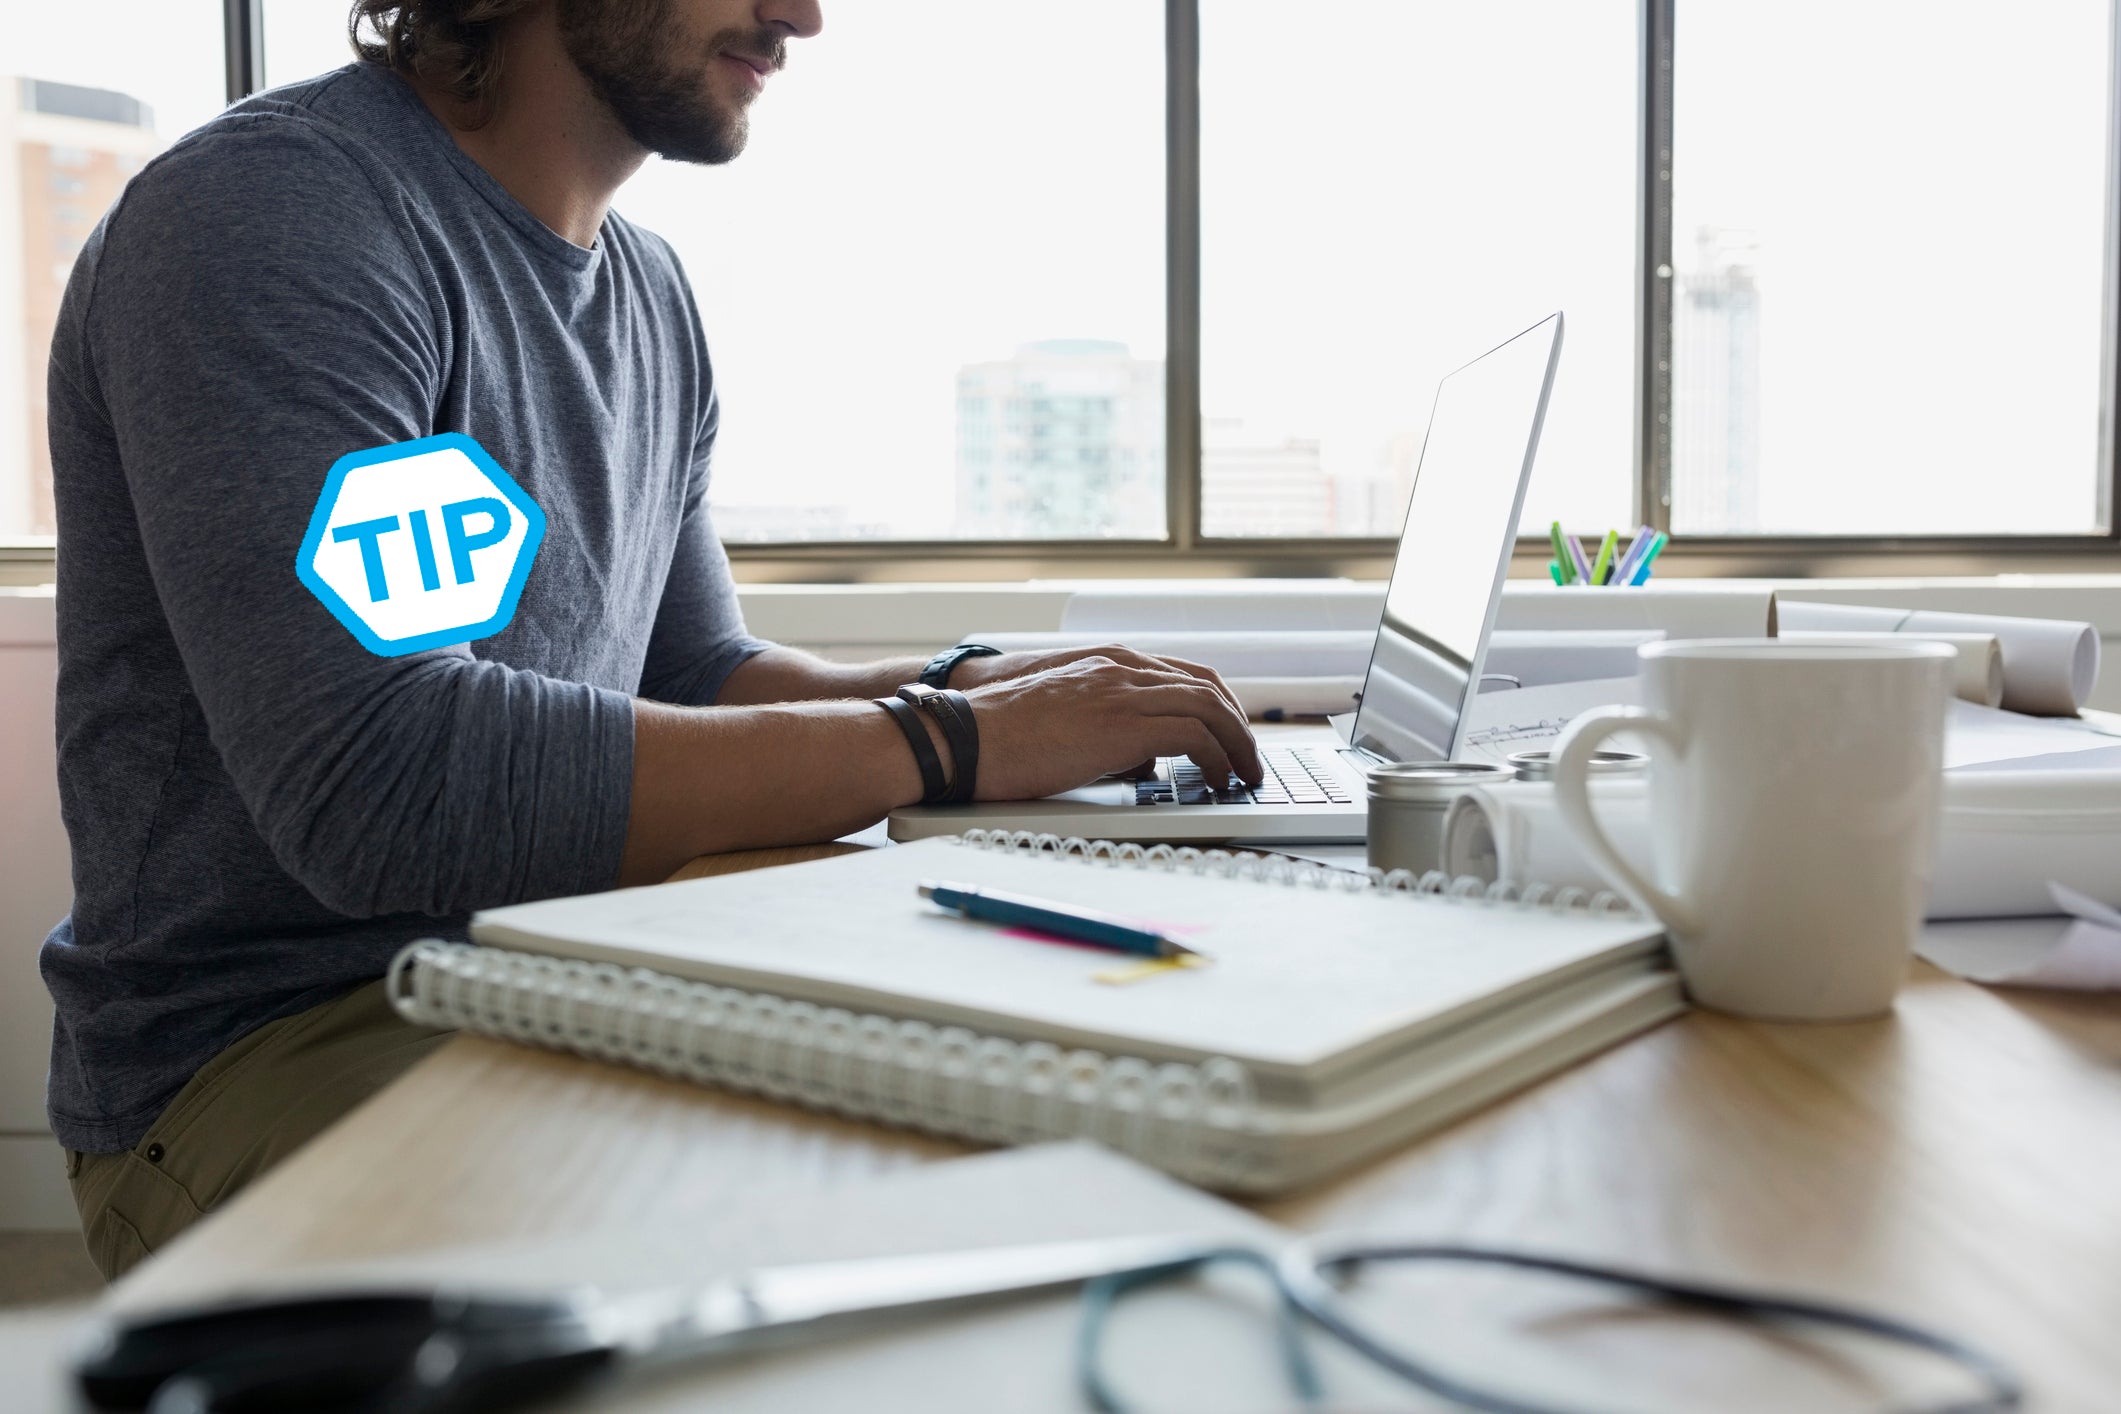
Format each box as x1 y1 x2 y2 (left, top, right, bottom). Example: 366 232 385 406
101 850 2121 1410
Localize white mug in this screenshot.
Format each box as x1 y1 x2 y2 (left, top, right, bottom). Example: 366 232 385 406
1551 639 1954 1020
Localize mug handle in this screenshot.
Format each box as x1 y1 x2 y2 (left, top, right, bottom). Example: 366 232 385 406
1551 706 1700 937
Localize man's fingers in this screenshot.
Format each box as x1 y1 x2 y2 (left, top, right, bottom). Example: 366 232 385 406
1154 655 1246 720
1118 682 1262 785
1148 718 1235 785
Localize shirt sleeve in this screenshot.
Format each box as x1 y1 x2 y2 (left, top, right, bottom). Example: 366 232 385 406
75 115 633 919
634 302 775 707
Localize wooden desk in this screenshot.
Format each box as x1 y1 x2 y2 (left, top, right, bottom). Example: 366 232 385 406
107 863 2121 1409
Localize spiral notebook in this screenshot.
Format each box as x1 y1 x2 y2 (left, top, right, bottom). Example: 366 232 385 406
388 833 1682 1193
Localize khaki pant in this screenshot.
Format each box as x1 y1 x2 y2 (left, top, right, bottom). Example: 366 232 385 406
65 979 451 1281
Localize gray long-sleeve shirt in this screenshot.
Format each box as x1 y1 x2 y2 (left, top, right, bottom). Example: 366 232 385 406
42 62 769 1153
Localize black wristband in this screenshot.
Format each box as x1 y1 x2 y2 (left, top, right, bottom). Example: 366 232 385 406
921 643 1003 690
898 684 980 805
875 696 949 805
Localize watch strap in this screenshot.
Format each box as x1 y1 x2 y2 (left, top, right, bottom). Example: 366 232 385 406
921 643 1003 690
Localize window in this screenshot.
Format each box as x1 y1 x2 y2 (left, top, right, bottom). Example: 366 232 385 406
14 3 2121 561
1 3 225 544
1669 0 2113 536
261 0 357 92
1199 1 1640 539
623 1 1167 542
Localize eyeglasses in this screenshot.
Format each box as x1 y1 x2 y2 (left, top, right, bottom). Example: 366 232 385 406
1077 1241 2023 1414
73 1233 2020 1413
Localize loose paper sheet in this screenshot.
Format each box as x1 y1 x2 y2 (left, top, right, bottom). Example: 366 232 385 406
1917 885 2121 991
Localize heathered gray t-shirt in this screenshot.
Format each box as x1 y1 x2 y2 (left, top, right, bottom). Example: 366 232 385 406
42 62 769 1153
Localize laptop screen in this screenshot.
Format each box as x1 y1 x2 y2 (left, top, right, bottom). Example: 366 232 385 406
1349 314 1564 763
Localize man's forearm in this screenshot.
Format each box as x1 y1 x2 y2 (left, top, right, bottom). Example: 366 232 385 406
616 695 932 885
712 645 931 705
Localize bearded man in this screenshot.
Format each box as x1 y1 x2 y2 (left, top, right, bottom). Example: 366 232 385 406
43 0 1257 1279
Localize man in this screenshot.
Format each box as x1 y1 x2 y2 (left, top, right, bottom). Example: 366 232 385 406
44 0 1259 1279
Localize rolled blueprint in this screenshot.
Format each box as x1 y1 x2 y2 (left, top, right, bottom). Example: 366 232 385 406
1058 580 1780 639
1780 630 2004 709
963 630 1375 680
1224 676 1364 718
1442 781 1651 897
1496 582 1779 639
1441 772 2121 919
1484 630 1662 687
1778 602 2099 717
1059 584 1386 633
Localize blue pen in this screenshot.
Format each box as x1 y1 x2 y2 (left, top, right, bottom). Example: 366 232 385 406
919 881 1203 959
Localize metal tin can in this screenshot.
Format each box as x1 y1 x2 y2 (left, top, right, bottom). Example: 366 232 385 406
1366 761 1518 877
1504 748 1650 782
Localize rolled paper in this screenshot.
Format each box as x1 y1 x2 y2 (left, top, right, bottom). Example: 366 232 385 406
1442 772 2121 920
1779 631 2004 709
1779 602 2099 717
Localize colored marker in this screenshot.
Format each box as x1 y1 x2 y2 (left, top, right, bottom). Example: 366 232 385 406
1548 560 1564 585
1629 531 1669 585
1566 533 1594 586
1609 523 1657 585
1547 522 1578 584
1590 529 1619 586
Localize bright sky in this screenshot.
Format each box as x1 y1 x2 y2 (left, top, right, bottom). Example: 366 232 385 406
13 0 227 141
1674 0 2111 535
11 1 2114 542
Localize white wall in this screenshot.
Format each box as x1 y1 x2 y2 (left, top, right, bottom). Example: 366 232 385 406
0 587 72 1229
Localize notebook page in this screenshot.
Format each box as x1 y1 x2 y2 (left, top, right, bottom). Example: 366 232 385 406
470 839 1663 1078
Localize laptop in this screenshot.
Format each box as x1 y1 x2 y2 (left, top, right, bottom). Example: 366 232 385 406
890 311 1565 845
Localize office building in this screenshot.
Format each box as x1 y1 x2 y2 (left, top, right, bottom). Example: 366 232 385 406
1200 416 1335 536
0 78 160 540
1671 225 1763 533
954 340 1163 539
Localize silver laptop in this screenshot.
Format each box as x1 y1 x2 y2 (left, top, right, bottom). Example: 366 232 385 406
890 312 1564 845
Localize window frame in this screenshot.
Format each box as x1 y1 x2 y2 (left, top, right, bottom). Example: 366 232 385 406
2 0 2117 581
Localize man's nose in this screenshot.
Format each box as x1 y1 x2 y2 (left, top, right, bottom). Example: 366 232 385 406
759 0 824 40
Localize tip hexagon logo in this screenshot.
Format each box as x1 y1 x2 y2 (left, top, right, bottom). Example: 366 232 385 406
296 433 545 657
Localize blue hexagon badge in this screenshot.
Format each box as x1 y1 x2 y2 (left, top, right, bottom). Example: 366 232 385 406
296 434 545 657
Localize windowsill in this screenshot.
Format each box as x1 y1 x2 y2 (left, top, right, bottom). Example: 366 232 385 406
10 574 2121 708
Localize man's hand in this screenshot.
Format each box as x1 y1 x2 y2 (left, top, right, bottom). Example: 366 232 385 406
956 654 1263 801
950 643 1246 718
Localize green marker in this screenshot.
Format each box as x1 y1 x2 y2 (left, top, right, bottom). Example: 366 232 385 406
1547 522 1578 584
1590 529 1619 586
1548 560 1564 585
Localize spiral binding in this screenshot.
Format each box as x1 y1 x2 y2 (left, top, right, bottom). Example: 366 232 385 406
948 829 1639 917
388 937 1268 1189
387 832 1633 1191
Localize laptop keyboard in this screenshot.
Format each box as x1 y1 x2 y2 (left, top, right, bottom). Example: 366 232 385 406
1133 746 1356 807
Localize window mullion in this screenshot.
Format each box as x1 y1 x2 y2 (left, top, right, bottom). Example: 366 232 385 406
224 0 265 104
1166 0 1202 550
1639 0 1676 535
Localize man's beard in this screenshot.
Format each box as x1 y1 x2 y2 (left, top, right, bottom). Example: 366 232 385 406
556 0 783 165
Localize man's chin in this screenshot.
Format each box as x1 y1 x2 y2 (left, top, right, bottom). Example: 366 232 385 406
623 108 748 166
656 122 748 166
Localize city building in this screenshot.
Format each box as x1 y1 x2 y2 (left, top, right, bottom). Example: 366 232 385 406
0 78 161 540
954 339 1163 539
1671 224 1763 533
1200 416 1335 537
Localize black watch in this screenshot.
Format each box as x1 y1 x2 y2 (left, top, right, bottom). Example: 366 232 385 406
920 642 1003 689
